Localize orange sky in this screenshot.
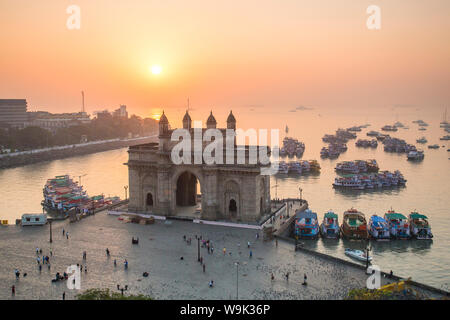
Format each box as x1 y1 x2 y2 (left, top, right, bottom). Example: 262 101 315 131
1 0 449 118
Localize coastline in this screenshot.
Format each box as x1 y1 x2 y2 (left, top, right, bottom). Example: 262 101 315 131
0 135 157 169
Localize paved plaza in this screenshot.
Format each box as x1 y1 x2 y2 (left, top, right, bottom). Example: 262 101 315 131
0 212 406 300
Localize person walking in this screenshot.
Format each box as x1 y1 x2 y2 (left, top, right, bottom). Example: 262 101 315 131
285 272 289 281
249 250 253 258
106 248 110 256
303 274 307 285
223 247 226 255
62 229 65 236
203 263 205 273
271 273 274 281
247 241 251 248
11 285 15 296
114 259 117 266
66 232 69 239
275 239 278 247
62 291 65 300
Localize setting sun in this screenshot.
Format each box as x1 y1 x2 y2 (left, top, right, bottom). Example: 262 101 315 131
151 65 162 75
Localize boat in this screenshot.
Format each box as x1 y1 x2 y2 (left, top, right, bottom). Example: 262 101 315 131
345 249 372 262
21 213 47 226
288 161 303 174
276 161 289 174
368 215 390 240
308 160 321 172
294 209 320 239
384 210 411 239
381 125 398 132
320 211 340 239
416 137 427 144
367 130 380 137
409 212 433 240
407 150 424 161
428 144 439 149
440 135 450 141
340 208 369 240
419 127 427 131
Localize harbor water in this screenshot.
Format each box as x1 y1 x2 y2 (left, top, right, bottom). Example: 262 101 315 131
0 106 449 290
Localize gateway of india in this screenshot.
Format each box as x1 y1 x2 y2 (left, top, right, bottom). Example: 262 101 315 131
126 110 271 223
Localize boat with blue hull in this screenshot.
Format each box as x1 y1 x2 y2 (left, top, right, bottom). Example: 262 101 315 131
294 209 319 239
368 215 390 240
385 210 411 239
320 211 340 239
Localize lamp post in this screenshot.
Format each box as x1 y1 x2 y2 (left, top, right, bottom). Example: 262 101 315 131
197 237 200 262
299 187 303 202
117 284 128 296
366 243 372 270
49 220 52 243
124 185 128 200
235 262 239 299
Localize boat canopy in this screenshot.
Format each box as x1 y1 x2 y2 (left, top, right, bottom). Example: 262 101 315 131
410 213 428 220
324 212 338 219
385 213 407 220
370 215 386 222
296 209 317 219
91 195 104 200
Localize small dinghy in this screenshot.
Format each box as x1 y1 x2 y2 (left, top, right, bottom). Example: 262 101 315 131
345 248 372 262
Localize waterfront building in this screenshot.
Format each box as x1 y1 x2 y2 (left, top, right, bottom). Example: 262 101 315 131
113 105 128 118
25 111 91 133
0 99 28 129
126 111 271 222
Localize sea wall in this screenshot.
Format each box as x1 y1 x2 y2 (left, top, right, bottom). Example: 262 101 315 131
0 135 157 169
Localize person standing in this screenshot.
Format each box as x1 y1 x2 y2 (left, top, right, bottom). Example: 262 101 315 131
303 274 307 285
62 291 65 300
223 247 226 255
203 264 205 273
66 232 69 239
11 285 15 296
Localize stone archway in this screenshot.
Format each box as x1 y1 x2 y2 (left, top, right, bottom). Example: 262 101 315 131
172 170 202 217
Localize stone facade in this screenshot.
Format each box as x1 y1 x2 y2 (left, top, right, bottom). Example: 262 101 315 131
126 111 271 223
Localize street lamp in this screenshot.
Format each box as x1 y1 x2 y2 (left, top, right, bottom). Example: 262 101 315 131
49 220 52 243
298 187 303 202
117 284 128 296
197 237 200 262
235 262 239 299
124 185 128 200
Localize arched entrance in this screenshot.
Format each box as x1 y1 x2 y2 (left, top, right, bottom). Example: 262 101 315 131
175 171 201 216
146 193 153 206
229 199 237 217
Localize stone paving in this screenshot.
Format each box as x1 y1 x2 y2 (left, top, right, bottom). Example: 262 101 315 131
0 212 406 300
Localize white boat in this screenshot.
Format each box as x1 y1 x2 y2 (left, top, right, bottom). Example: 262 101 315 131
407 150 424 160
416 137 427 144
21 214 47 226
345 248 372 262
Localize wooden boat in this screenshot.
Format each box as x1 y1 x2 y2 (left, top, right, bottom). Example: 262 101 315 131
320 211 340 239
340 208 368 240
409 212 433 240
294 209 319 239
384 210 410 239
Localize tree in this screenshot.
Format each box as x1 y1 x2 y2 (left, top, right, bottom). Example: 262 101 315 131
76 288 152 300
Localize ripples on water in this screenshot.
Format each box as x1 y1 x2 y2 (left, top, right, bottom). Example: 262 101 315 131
0 108 448 289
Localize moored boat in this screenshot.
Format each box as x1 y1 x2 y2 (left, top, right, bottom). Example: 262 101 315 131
345 249 372 262
294 209 319 239
407 150 424 161
368 215 390 240
384 210 411 239
320 211 340 239
409 212 433 240
340 208 368 240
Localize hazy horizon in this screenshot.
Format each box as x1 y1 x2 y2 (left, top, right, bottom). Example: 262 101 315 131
1 0 449 119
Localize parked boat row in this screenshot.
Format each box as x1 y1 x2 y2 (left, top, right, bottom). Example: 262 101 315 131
383 137 417 153
276 160 321 175
407 150 425 161
332 170 406 190
381 125 398 132
294 208 432 240
280 137 305 158
335 160 379 174
320 143 347 159
355 139 378 148
42 175 121 216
